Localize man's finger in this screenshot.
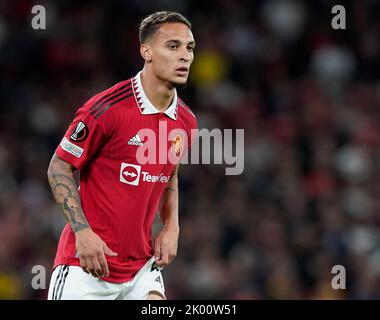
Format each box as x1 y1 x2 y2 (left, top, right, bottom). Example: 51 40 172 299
154 239 162 262
104 244 118 257
170 256 176 264
168 252 176 264
92 257 103 278
155 246 169 267
161 249 169 265
85 257 97 277
98 252 109 277
79 257 87 269
79 257 89 274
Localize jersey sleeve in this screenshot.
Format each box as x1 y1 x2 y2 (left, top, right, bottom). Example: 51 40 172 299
55 104 109 170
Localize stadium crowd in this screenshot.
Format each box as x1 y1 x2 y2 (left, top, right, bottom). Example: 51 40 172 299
0 0 379 299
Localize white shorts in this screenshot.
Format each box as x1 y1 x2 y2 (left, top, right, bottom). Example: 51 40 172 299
47 257 165 300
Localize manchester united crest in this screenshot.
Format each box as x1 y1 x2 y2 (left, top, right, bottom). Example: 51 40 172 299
171 133 184 158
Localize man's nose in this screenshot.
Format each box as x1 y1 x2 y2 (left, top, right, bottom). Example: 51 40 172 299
180 50 192 62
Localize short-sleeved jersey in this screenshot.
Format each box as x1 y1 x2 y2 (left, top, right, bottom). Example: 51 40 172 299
53 71 198 283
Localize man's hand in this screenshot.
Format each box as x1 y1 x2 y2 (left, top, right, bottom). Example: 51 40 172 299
153 226 179 268
75 228 118 278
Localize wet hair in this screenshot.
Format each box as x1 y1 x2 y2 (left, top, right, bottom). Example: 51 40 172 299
139 11 191 43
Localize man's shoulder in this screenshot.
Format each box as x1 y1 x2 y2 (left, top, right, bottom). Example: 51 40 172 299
80 78 135 118
177 97 197 120
99 79 133 95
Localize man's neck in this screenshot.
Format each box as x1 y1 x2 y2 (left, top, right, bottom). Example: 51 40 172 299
140 68 175 112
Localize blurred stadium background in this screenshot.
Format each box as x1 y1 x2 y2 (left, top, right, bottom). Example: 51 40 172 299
1 0 380 299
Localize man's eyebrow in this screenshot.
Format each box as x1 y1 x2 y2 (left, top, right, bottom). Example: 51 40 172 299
165 39 196 46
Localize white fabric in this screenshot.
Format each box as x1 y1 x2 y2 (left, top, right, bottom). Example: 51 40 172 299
132 71 178 120
47 256 165 300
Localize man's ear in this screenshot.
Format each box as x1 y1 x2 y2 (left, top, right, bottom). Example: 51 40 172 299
140 44 152 62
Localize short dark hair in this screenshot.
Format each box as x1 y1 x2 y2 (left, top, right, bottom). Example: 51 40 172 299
139 11 191 44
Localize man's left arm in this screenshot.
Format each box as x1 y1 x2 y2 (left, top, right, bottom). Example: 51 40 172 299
154 164 180 268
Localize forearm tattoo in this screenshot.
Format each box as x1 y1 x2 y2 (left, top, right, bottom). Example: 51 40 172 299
48 156 89 233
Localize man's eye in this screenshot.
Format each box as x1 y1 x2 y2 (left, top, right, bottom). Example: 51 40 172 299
168 44 177 49
188 47 195 52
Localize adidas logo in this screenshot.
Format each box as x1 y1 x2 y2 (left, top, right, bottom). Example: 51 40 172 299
128 134 144 146
155 276 162 284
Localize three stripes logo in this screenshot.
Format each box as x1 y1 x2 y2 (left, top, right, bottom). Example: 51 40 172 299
89 80 133 119
128 134 144 146
51 265 69 300
155 276 162 285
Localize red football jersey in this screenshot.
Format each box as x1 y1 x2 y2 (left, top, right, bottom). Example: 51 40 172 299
53 71 197 283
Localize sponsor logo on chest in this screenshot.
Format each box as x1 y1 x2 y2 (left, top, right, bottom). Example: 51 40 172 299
119 163 170 186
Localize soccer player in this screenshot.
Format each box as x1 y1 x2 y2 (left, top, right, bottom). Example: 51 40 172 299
46 11 197 300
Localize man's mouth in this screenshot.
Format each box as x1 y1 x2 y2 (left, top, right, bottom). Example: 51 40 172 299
176 67 189 72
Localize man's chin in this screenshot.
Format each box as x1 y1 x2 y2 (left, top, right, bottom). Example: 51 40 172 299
171 78 188 89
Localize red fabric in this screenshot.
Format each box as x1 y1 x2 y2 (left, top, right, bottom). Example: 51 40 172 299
53 76 197 283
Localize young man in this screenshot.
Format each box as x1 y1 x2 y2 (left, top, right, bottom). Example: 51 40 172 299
46 11 197 300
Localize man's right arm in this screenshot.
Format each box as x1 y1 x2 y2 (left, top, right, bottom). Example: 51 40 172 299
47 153 117 278
47 153 90 232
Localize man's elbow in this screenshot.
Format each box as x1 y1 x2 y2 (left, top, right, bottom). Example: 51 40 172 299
47 157 55 179
47 153 73 178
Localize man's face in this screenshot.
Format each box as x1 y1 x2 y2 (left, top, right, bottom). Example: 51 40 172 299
145 22 195 87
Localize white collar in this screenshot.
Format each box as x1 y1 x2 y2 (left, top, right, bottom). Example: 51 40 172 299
132 71 178 120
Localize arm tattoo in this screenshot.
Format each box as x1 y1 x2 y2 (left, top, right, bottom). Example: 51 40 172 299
48 156 89 233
